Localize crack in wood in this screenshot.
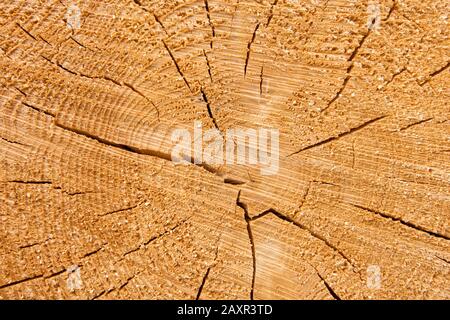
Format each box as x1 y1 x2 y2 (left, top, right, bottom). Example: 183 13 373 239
40 55 159 118
123 218 190 257
288 116 387 157
420 61 450 86
399 118 433 131
244 23 260 77
16 23 37 41
353 204 449 241
236 190 256 300
250 207 358 271
204 0 215 49
203 49 213 82
0 274 43 290
322 26 373 112
162 40 192 92
200 88 222 134
266 0 279 27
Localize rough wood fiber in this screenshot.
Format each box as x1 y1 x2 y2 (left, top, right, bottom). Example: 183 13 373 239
0 0 449 299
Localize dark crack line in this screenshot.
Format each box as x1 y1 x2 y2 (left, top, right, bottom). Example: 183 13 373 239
22 102 56 117
196 268 212 300
383 67 406 88
200 88 222 134
123 218 190 257
19 237 52 249
0 274 43 290
153 14 168 35
249 208 357 270
259 66 264 96
0 137 31 147
196 242 220 300
5 180 52 185
44 269 66 279
66 191 98 196
301 254 342 300
100 203 142 217
203 50 213 82
399 118 433 131
288 116 386 157
132 1 168 36
82 245 105 259
420 61 450 86
39 35 52 47
315 269 341 300
118 272 142 291
224 178 246 185
322 27 372 112
204 0 215 48
237 191 256 300
162 40 192 92
16 23 37 41
14 86 27 97
91 289 114 300
383 0 397 21
69 36 95 52
353 204 449 241
55 122 221 179
55 121 169 160
244 23 260 77
266 0 279 27
435 255 450 264
40 55 159 117
196 196 232 300
294 181 312 217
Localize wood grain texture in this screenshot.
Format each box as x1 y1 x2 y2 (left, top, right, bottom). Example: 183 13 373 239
0 0 448 299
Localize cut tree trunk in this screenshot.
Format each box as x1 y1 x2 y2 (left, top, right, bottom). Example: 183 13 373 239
0 0 449 299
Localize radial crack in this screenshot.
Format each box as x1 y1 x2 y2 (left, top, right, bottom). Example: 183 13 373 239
196 244 219 300
161 40 192 92
16 23 37 41
383 67 406 88
5 180 52 185
353 204 449 241
22 102 56 117
322 27 373 112
244 23 260 77
0 137 30 147
123 218 190 257
259 66 264 96
204 0 215 48
266 0 279 27
399 118 433 131
420 61 450 86
288 116 386 156
0 274 43 290
100 203 142 217
40 55 159 117
383 0 397 21
153 14 168 35
249 208 357 270
200 88 221 134
82 246 105 259
315 269 341 300
237 191 256 300
203 50 213 82
54 122 221 179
